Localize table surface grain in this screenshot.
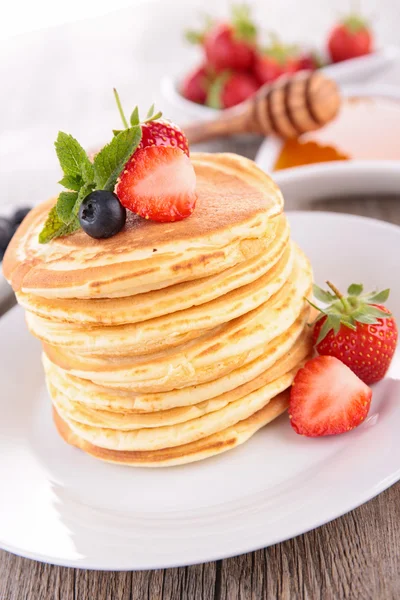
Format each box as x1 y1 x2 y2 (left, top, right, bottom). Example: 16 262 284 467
1 138 400 599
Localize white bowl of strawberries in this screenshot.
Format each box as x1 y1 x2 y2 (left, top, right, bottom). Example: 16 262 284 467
162 4 398 118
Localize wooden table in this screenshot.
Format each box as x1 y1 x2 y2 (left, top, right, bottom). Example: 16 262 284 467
1 139 400 598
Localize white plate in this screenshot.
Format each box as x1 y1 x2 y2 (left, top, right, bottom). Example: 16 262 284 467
1 211 400 571
161 47 399 120
256 84 400 203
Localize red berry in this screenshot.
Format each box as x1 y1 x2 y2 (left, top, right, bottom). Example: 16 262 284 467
289 355 372 437
116 146 197 223
181 65 209 105
313 305 398 385
205 23 255 71
254 54 285 85
253 37 299 85
208 71 259 109
328 16 373 63
296 53 319 71
138 119 189 157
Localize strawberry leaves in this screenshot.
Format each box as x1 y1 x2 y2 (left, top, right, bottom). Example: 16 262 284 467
308 281 393 344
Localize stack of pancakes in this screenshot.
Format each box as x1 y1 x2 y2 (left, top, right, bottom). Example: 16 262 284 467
3 153 313 467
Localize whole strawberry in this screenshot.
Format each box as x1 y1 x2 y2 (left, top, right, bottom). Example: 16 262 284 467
113 91 190 156
328 15 373 63
310 282 398 384
207 71 259 109
181 65 210 105
254 36 299 85
186 5 257 72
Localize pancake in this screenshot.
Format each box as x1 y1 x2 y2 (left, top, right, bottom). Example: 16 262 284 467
57 366 297 451
16 214 290 326
53 391 289 467
43 246 313 392
3 153 283 299
42 313 310 412
46 331 311 429
27 242 294 356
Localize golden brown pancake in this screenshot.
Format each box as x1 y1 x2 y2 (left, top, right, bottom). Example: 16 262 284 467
16 213 290 325
42 311 310 413
3 153 283 299
3 150 313 467
53 391 289 467
26 242 294 356
42 247 312 392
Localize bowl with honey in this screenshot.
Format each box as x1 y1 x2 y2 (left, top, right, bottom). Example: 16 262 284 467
256 84 400 203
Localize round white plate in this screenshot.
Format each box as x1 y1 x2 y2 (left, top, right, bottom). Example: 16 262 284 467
1 212 399 571
255 84 400 203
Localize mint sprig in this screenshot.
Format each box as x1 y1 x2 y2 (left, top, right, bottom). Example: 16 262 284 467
38 207 80 244
39 124 142 243
93 127 142 191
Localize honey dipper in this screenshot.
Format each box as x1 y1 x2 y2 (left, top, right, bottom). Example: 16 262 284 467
183 71 341 144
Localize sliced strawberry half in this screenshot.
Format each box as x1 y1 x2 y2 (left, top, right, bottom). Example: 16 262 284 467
289 355 372 437
116 146 197 223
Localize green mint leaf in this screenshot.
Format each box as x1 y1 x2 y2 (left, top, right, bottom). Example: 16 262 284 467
93 126 142 191
130 106 140 126
38 206 80 244
313 284 336 304
55 132 93 180
56 191 78 224
82 160 94 184
347 283 363 296
73 182 95 216
58 174 83 191
365 288 390 304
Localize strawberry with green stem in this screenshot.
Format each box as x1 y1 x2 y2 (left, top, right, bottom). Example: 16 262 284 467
113 90 189 156
308 282 398 384
254 34 299 85
327 1 373 64
187 4 257 71
206 70 259 109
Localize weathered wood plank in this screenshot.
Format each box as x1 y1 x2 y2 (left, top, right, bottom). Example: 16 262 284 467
0 553 74 600
216 482 400 600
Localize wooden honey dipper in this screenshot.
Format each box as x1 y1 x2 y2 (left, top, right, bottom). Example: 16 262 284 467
183 71 341 144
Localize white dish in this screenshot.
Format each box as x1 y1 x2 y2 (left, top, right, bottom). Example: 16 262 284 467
255 83 400 203
0 211 399 570
161 47 399 120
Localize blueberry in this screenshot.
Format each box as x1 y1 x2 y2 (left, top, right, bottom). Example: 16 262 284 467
79 191 126 239
12 206 31 227
0 217 14 252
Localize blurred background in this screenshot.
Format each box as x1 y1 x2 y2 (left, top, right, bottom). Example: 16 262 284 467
1 0 400 211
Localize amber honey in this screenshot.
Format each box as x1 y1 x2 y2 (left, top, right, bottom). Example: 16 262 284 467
274 96 400 170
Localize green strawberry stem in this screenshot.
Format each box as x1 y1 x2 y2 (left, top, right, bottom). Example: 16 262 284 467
326 281 352 313
232 4 257 42
307 281 392 344
113 88 129 129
